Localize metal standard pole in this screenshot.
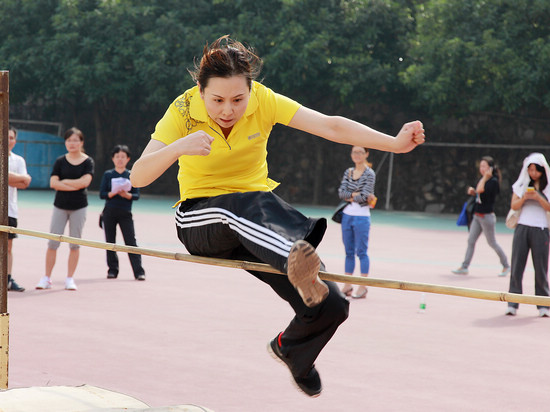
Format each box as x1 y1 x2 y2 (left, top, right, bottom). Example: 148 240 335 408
0 70 10 389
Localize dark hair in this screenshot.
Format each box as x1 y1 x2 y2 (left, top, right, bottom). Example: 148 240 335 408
529 163 548 192
63 127 85 153
64 127 84 142
190 35 263 90
9 125 17 137
480 155 501 183
111 144 131 158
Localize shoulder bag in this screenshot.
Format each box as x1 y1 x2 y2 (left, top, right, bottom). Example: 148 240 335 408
332 168 354 224
505 208 521 229
331 201 348 224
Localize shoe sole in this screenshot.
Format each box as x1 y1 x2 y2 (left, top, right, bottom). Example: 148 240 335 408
267 340 321 398
35 285 51 290
287 240 328 308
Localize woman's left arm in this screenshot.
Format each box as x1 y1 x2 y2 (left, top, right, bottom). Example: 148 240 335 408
535 192 550 212
354 170 376 204
287 106 425 153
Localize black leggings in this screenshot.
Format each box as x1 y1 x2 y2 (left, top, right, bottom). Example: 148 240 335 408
176 191 349 376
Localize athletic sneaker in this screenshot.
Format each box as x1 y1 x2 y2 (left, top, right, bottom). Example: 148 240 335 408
267 333 322 397
287 240 328 308
65 277 77 291
35 276 52 290
505 307 517 316
539 308 550 318
7 275 25 292
135 274 146 281
498 267 511 277
452 267 469 275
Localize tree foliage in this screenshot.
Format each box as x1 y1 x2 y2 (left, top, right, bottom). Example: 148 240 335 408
402 0 550 117
0 0 415 169
2 0 550 202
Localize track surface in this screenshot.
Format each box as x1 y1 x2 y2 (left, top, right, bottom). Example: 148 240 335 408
6 191 550 411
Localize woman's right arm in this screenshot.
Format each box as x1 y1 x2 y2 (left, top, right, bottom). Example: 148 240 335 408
99 172 110 199
337 169 352 201
475 168 493 194
130 131 214 188
510 193 524 211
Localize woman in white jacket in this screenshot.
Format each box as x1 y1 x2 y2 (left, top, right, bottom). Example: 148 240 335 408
506 153 550 317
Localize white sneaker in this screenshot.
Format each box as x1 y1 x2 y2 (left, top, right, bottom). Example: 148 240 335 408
65 277 77 291
539 308 549 318
35 276 52 290
505 307 517 316
452 267 469 275
498 267 510 277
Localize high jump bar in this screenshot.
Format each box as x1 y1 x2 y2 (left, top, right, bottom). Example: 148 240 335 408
1 224 549 307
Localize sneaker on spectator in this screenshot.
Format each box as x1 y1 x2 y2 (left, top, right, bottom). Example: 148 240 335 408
451 267 469 275
35 276 52 290
267 333 322 397
7 275 25 292
498 267 510 277
538 308 549 318
65 277 77 291
136 274 146 281
505 307 517 316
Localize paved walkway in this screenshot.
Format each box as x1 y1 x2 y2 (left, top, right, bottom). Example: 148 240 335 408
3 191 549 411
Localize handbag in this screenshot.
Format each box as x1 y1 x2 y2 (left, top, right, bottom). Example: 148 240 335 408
331 201 348 224
456 197 475 228
333 168 354 224
505 208 521 229
456 202 469 226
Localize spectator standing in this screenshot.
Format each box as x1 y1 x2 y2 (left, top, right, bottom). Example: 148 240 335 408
99 145 145 280
337 146 376 299
7 126 31 292
36 127 94 291
505 153 550 317
452 156 510 276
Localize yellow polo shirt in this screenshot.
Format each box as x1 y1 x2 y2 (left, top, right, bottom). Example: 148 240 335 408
152 81 301 203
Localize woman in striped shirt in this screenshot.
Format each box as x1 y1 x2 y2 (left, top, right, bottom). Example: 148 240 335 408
338 146 376 299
